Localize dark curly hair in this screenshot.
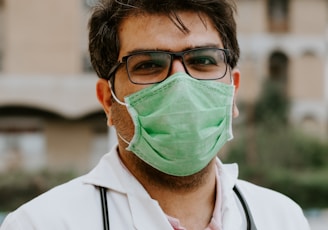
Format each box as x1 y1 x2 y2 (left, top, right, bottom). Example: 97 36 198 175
88 0 240 79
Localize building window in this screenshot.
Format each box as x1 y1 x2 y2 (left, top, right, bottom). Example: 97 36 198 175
267 0 289 33
301 115 319 136
0 118 46 172
89 128 109 168
88 113 111 168
267 51 289 124
269 51 288 83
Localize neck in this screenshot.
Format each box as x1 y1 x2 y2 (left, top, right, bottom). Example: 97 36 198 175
147 163 217 230
118 145 217 230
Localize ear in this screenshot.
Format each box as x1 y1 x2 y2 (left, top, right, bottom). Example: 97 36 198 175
231 68 240 118
96 78 113 126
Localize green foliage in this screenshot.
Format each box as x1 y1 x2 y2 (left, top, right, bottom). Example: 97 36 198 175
226 77 328 209
254 79 289 125
0 170 76 212
226 124 328 208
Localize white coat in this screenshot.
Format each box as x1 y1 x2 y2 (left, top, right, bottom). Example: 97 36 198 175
0 147 310 230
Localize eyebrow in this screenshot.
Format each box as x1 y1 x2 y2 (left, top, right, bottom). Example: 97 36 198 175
124 43 222 56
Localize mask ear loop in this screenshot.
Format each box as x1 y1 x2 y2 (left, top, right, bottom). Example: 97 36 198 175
117 132 131 145
107 80 131 145
108 80 127 106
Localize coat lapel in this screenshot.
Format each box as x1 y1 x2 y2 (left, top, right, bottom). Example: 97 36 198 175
128 194 173 230
218 160 245 230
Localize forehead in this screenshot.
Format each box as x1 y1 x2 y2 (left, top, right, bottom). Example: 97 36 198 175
117 12 223 58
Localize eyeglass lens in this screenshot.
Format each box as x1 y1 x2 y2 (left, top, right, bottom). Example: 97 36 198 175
126 48 228 84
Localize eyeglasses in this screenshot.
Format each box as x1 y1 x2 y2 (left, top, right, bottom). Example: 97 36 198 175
108 47 230 84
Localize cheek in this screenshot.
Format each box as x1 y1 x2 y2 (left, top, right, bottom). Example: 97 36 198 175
111 101 135 140
114 71 150 101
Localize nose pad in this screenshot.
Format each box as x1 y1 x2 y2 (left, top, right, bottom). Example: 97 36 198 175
169 59 187 76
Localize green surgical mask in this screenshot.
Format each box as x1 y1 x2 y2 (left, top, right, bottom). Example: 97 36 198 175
111 72 235 176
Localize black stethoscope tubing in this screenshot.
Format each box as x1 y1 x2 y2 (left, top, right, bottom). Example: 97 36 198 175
233 186 258 230
99 186 110 230
99 185 257 230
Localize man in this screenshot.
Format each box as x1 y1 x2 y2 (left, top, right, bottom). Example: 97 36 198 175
1 0 310 229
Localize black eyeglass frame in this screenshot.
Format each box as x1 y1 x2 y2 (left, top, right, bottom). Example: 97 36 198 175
107 47 231 85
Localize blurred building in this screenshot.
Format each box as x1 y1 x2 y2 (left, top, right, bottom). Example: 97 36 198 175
0 0 327 172
0 0 110 173
236 0 328 137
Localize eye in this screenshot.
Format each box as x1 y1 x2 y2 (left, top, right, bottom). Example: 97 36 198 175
129 60 166 77
133 60 164 71
186 56 220 72
187 56 217 66
127 57 170 79
185 51 226 75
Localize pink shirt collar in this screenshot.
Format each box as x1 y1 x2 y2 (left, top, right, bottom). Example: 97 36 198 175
166 165 223 230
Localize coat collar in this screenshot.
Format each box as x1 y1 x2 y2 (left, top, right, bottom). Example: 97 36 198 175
83 147 174 229
83 146 147 196
217 160 245 229
83 147 245 229
83 147 239 194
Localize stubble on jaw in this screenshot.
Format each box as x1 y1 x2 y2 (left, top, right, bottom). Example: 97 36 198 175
111 100 214 192
132 152 214 193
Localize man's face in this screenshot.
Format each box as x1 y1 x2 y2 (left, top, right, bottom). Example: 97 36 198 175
111 12 229 142
96 11 240 183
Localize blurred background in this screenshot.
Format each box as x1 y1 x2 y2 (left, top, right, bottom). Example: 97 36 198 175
0 0 327 228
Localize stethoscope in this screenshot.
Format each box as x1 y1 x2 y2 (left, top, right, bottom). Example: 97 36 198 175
98 185 258 230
